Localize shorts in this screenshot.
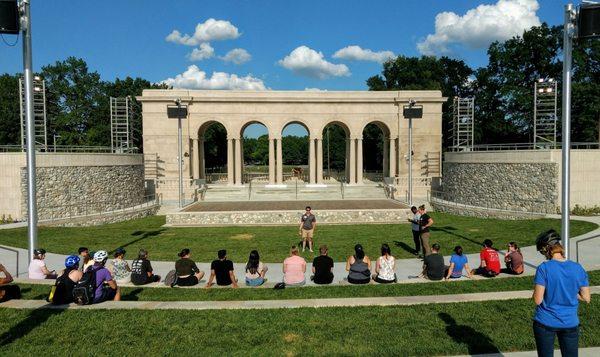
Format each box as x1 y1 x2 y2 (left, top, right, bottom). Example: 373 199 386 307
0 284 21 302
177 275 199 286
347 276 370 285
374 275 396 284
312 273 334 285
474 267 498 278
301 229 314 239
93 286 117 304
245 277 265 286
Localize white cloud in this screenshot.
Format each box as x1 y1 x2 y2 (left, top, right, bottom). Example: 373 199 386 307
278 46 350 79
417 0 541 55
187 43 215 61
166 18 241 46
162 65 266 90
220 48 252 65
304 88 328 91
332 45 395 63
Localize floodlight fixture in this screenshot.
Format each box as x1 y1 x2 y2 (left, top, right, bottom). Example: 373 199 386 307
578 2 600 38
0 0 19 34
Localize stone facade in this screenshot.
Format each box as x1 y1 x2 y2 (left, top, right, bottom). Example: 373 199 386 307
431 199 547 220
21 165 145 220
41 204 159 227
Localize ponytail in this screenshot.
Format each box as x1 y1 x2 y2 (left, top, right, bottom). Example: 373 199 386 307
178 248 190 258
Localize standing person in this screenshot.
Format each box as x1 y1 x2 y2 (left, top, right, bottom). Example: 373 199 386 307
533 230 590 357
472 239 501 277
206 249 238 288
504 242 524 275
28 249 57 280
418 205 434 256
419 243 445 281
445 246 472 280
299 206 316 252
407 206 422 256
245 250 268 286
373 243 396 283
91 251 121 304
173 248 205 287
346 244 371 284
0 263 21 302
283 246 307 286
312 245 334 285
79 247 94 272
108 248 131 284
130 249 161 285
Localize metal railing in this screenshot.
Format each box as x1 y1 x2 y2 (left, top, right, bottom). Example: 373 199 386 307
428 189 555 214
0 245 19 276
575 234 600 263
0 144 139 153
448 142 600 152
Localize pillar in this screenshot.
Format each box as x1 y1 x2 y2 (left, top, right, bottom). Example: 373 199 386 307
199 137 205 179
316 138 323 184
356 137 363 185
234 138 242 185
192 138 199 180
383 137 389 178
349 138 356 185
276 137 283 184
389 137 396 178
345 138 350 183
309 138 316 184
227 138 234 185
268 137 275 185
397 138 403 177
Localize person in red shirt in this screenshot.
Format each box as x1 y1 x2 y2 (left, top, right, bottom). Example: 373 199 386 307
472 239 501 277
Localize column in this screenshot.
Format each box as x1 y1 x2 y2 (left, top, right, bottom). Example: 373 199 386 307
389 138 396 178
268 138 275 185
316 138 323 184
383 138 389 178
227 138 234 185
356 138 363 185
192 138 200 180
345 138 350 183
234 138 242 185
308 138 316 184
199 137 205 179
276 137 283 184
397 138 403 177
349 138 356 185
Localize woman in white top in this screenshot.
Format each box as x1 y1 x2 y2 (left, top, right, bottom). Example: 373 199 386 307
245 250 268 286
108 247 131 284
373 243 396 283
28 249 57 280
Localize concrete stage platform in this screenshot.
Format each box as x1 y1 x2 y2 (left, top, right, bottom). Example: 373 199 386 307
166 200 410 226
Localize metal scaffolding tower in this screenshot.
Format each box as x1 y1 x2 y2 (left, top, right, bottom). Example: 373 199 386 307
534 78 558 148
110 96 133 153
451 97 475 151
19 76 48 151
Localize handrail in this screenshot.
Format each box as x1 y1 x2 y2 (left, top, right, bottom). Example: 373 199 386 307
575 233 600 263
0 144 139 153
340 181 344 199
0 245 19 276
248 180 252 201
449 142 599 152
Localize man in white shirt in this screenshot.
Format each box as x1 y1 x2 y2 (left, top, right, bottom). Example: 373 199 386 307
407 206 421 257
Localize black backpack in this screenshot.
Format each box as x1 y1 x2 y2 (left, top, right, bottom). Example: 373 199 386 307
72 266 98 305
48 271 74 305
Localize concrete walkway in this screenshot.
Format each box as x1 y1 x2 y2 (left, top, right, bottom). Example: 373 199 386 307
458 347 600 357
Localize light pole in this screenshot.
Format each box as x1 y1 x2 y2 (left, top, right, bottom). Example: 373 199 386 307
176 98 183 208
403 99 423 206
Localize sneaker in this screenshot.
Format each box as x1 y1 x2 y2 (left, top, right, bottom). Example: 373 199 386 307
309 249 314 253
164 270 177 287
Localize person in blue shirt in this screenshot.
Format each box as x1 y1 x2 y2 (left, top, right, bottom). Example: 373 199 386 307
533 230 591 357
445 245 473 280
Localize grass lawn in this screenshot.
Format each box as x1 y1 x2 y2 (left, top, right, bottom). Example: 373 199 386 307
14 270 600 302
1 298 599 355
0 213 595 262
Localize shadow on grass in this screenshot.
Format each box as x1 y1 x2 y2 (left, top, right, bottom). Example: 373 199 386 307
431 226 484 247
393 240 417 255
122 288 143 301
109 229 167 254
438 312 500 355
0 308 63 346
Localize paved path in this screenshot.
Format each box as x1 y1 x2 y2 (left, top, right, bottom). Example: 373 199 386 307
2 286 598 311
458 347 600 357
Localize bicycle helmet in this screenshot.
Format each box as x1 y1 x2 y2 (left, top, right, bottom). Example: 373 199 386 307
33 248 46 257
535 229 561 255
65 255 80 268
93 250 108 262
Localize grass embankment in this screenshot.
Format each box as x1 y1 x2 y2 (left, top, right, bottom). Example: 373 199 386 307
15 270 600 302
0 214 595 262
1 298 600 355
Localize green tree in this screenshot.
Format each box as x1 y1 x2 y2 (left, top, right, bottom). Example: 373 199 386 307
0 74 20 146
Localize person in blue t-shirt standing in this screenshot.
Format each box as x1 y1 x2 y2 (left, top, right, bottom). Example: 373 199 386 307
532 230 591 357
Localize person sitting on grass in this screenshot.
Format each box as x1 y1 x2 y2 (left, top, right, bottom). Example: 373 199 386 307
472 239 501 278
108 248 131 284
0 263 20 303
50 255 83 305
283 245 307 286
28 248 57 280
206 249 238 288
311 245 334 285
445 246 472 280
173 248 205 287
346 244 371 284
245 250 268 286
92 250 121 303
419 243 445 281
503 241 524 275
78 247 94 272
130 249 161 285
373 243 396 284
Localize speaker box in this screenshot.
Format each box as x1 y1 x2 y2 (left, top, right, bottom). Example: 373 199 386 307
578 4 600 39
0 0 19 34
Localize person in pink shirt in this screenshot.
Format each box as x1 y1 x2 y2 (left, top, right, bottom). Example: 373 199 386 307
283 245 306 286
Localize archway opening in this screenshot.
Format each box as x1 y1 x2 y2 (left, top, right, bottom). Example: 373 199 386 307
282 122 309 183
362 122 389 182
322 122 349 183
199 121 228 183
241 122 269 183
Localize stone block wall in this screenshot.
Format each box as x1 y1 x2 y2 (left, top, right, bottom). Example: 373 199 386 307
21 165 145 220
442 162 558 213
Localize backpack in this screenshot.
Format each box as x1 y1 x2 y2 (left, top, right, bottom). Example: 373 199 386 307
72 266 98 305
48 271 73 305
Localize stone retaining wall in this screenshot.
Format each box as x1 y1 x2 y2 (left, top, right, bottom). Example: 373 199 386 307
41 204 159 227
431 199 547 220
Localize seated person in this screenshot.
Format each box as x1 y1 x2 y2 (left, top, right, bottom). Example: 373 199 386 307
50 255 83 305
28 248 57 280
92 251 121 303
78 247 94 272
245 250 268 286
445 246 472 280
503 242 524 275
206 249 238 288
174 248 205 287
472 239 501 277
283 246 306 286
373 243 396 284
108 248 131 284
346 244 371 284
130 249 161 285
420 243 445 281
312 245 334 285
0 263 21 303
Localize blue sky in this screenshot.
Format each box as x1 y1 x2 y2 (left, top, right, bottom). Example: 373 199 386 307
0 0 568 136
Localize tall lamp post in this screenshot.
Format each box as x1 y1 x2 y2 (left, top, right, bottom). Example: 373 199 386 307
167 99 188 208
403 100 423 206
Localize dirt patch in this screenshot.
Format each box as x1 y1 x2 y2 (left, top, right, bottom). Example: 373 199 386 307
230 233 254 241
468 228 480 232
283 333 300 343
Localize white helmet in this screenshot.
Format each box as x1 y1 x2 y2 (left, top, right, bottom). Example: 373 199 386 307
93 250 108 262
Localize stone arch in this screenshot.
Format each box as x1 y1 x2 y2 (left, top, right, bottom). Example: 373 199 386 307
239 120 270 183
194 120 229 183
196 119 230 138
320 120 351 183
361 120 393 182
278 118 312 138
239 119 272 139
